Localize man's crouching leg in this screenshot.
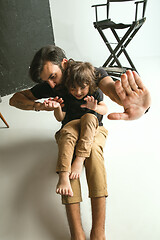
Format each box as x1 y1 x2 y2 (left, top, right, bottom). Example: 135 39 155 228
90 197 106 240
62 179 86 240
84 126 108 240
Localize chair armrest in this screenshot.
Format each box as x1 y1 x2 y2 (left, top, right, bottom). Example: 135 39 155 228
92 3 109 22
91 3 108 8
134 0 147 20
135 0 145 4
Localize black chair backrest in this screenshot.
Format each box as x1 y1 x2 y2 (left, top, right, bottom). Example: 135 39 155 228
106 0 147 20
92 0 147 23
107 0 135 2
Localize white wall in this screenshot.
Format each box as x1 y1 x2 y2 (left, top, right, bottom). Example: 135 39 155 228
49 0 160 66
0 1 159 240
48 1 160 240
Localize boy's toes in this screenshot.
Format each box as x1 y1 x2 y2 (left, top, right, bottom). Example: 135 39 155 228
56 187 61 195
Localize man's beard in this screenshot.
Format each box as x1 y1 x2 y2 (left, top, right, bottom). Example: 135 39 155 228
55 63 66 90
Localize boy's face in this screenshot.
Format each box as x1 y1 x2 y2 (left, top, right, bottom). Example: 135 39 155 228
40 59 67 88
69 84 89 100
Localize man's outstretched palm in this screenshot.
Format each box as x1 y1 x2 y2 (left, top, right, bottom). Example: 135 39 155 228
108 70 151 120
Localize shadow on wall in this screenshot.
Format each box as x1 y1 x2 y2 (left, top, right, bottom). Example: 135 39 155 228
0 138 70 240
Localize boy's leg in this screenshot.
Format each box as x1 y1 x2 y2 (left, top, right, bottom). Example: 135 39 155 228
56 172 73 197
65 203 86 240
55 120 80 196
70 113 98 179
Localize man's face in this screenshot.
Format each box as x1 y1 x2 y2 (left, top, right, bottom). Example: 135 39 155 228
40 61 65 88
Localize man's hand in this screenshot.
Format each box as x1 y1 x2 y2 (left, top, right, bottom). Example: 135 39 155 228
108 70 151 120
81 96 98 111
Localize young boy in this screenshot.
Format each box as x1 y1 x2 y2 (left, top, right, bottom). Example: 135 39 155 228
44 60 108 197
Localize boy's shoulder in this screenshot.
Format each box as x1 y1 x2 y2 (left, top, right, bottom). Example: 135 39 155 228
93 88 104 101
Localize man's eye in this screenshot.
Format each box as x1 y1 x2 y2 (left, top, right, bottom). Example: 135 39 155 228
50 75 55 79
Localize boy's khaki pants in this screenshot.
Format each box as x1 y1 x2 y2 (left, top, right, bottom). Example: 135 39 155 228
55 114 108 204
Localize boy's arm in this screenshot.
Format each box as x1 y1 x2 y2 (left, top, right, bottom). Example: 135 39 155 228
96 101 108 115
54 107 66 122
81 96 107 115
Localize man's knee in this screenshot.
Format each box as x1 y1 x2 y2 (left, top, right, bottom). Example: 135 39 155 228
92 141 103 154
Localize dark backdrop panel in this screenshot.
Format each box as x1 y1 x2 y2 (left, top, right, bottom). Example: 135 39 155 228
0 0 54 97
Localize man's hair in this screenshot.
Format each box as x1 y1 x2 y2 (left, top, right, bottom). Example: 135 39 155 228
64 59 97 94
29 45 67 83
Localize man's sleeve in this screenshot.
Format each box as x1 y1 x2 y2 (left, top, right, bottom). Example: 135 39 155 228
30 82 56 99
95 67 108 86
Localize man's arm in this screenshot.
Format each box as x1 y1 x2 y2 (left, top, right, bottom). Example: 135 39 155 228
98 70 151 120
9 89 41 110
98 75 122 105
9 89 58 111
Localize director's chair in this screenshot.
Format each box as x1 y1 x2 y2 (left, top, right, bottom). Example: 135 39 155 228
92 0 148 80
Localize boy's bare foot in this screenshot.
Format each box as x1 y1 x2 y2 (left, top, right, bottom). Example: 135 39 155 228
70 156 85 179
56 172 73 197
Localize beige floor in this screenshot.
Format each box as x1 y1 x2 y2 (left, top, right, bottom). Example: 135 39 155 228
0 56 160 240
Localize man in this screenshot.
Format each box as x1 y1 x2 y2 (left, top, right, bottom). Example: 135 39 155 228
10 45 151 240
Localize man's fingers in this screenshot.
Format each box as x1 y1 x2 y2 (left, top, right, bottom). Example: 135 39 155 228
108 112 129 120
121 71 133 95
125 70 139 91
132 71 145 90
119 70 143 97
115 80 126 101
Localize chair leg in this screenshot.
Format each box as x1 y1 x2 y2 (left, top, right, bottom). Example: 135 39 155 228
96 27 122 68
109 27 142 72
103 24 135 67
0 112 9 128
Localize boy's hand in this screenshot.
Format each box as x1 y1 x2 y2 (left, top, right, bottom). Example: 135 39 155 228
81 96 97 111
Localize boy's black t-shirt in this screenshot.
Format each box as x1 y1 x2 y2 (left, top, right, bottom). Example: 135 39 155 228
61 88 104 127
30 67 108 126
30 67 108 99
